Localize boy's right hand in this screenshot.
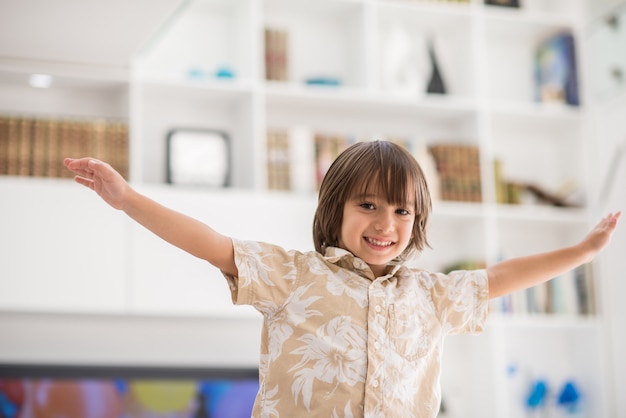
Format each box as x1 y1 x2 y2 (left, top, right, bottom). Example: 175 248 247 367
64 158 130 211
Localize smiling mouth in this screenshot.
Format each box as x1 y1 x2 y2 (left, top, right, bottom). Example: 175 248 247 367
365 237 394 247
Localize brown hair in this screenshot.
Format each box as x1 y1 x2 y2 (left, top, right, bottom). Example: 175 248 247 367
312 140 432 259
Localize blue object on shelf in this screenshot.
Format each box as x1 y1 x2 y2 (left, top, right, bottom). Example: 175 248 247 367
558 380 581 413
526 379 548 409
187 67 205 80
305 77 342 86
215 67 235 79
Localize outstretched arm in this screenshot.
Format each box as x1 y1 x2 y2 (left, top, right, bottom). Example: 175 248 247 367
64 158 237 276
487 212 621 299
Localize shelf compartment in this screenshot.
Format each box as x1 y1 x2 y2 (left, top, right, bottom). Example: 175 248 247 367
414 212 487 273
263 0 368 88
134 81 256 186
488 323 606 417
482 10 580 105
489 109 587 209
376 1 477 99
137 0 255 84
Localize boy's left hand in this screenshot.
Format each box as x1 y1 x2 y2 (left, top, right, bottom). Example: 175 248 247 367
582 212 621 262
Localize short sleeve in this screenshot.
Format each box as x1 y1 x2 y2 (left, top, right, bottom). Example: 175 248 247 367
222 239 301 315
430 269 489 335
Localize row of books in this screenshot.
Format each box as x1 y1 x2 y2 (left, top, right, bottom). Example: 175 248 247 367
266 128 355 193
428 143 482 202
491 264 596 316
266 128 480 203
0 116 129 180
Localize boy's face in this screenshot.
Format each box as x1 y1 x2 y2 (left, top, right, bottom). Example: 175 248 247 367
338 190 415 277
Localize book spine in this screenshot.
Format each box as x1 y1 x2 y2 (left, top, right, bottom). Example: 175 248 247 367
0 117 9 175
31 117 48 177
46 119 60 178
18 117 33 176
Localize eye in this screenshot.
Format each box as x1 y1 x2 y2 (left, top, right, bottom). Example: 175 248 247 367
396 208 411 216
359 202 376 210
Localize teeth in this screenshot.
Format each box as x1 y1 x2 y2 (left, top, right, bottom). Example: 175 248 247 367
366 237 393 247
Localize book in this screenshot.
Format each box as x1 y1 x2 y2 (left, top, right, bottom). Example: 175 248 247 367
7 117 20 176
314 133 353 189
0 117 9 175
46 119 60 178
18 117 33 176
266 129 291 191
265 28 288 82
534 32 580 106
31 118 48 177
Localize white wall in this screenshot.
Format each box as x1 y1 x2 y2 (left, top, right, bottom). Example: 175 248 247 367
0 311 262 367
591 90 626 418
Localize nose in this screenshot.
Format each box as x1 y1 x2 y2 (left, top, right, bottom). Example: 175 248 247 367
374 209 394 233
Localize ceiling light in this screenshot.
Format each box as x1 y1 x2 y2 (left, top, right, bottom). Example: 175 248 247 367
29 74 53 88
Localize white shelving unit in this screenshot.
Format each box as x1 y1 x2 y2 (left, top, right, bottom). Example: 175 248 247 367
0 0 607 416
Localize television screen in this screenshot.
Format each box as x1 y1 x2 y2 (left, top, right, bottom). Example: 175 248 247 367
0 364 259 418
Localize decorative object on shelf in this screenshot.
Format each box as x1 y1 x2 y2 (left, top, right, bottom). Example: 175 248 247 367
166 129 230 187
426 37 447 95
265 28 288 82
494 159 583 207
186 66 236 81
380 25 428 97
557 380 582 415
215 66 235 80
0 116 128 180
526 379 549 411
484 0 520 8
304 77 342 87
534 32 580 106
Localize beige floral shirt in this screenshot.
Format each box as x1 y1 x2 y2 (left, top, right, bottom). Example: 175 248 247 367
224 239 489 418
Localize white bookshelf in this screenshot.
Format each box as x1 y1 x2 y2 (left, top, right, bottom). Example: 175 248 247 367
0 0 609 416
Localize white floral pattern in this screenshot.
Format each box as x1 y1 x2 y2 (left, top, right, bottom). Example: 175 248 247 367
223 239 489 418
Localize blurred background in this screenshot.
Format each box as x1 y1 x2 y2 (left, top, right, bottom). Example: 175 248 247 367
0 0 625 416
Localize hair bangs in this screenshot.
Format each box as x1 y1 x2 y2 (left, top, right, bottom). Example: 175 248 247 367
349 142 418 207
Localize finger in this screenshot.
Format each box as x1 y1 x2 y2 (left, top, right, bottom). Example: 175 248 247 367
73 176 94 190
67 158 100 178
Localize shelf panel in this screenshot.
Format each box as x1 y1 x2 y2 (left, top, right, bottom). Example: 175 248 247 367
492 204 590 224
138 77 254 103
0 62 129 119
488 313 602 329
265 83 479 140
266 82 477 116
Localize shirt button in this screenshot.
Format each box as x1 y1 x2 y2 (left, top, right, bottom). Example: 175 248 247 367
375 305 382 313
372 380 379 388
374 342 380 350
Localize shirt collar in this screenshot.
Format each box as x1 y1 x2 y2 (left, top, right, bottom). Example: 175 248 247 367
323 246 404 280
